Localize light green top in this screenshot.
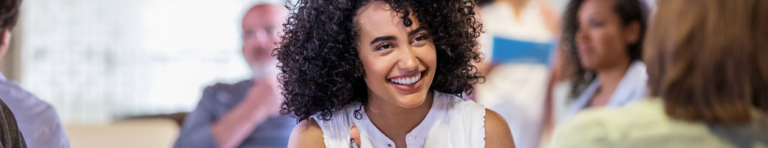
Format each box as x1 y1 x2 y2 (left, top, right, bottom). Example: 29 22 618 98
550 98 768 148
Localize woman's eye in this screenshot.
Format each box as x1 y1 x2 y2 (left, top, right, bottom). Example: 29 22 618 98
412 35 428 43
590 20 604 27
377 44 392 51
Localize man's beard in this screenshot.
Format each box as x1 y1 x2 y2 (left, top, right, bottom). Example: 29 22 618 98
250 60 279 81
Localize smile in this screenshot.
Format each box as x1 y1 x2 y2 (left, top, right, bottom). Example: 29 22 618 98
389 72 422 86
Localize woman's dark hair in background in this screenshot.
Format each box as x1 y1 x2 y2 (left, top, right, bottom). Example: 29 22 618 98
561 0 649 98
276 0 484 122
645 0 768 125
0 0 20 43
476 0 494 6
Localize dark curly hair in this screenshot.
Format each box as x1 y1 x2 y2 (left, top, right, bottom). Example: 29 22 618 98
275 0 484 122
561 0 649 98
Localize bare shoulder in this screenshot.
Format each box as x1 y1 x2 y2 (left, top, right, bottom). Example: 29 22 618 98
288 118 326 148
485 109 516 148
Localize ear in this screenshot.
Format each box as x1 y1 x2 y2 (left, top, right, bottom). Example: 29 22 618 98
624 21 641 45
0 29 11 60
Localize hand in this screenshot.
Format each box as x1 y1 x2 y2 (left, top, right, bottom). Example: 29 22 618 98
244 77 283 117
350 125 361 148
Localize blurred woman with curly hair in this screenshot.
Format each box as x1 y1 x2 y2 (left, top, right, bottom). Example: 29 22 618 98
275 0 515 147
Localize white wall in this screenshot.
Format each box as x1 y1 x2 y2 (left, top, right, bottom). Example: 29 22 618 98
16 0 597 125
19 0 286 125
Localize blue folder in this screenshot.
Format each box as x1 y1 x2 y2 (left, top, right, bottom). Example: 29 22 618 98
491 37 556 65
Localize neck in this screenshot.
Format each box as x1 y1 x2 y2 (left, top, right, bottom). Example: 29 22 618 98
596 60 632 93
364 91 434 142
504 0 530 19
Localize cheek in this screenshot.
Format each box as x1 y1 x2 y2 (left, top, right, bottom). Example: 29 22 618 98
591 29 622 56
600 31 628 58
421 47 437 67
243 42 256 53
365 62 390 81
242 46 253 58
361 55 393 88
418 45 438 82
243 38 256 47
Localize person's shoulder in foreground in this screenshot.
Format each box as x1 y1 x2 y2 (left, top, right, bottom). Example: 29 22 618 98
550 98 768 148
0 75 70 148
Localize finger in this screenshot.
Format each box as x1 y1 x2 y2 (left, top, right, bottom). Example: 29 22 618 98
350 125 361 146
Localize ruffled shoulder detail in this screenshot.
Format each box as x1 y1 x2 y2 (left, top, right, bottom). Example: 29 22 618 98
311 105 359 148
436 91 487 148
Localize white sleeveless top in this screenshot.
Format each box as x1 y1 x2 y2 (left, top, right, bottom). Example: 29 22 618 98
311 90 487 148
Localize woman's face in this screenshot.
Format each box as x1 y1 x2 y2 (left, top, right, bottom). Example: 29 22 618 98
355 1 437 108
575 0 639 70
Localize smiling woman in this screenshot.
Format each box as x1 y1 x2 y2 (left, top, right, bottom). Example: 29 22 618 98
558 0 649 123
275 0 514 147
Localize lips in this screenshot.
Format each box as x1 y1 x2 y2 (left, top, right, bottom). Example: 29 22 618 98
577 44 593 56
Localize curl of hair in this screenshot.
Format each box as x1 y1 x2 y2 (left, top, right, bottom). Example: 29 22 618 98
561 0 649 98
275 0 484 122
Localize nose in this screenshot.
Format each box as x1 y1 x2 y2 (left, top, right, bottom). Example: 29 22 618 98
255 31 275 50
397 47 420 75
575 28 589 45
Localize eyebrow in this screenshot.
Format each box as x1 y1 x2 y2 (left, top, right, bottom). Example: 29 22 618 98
370 36 396 45
369 27 428 45
408 27 427 37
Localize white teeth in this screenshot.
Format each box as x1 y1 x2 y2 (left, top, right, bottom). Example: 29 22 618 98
389 73 422 85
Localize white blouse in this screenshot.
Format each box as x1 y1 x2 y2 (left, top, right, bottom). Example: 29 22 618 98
559 61 648 124
312 90 487 148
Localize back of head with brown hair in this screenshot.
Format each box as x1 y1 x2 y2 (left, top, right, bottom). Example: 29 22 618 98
0 0 19 30
0 0 21 43
644 0 768 125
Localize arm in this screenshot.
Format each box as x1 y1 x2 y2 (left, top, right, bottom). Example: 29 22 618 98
540 51 564 147
287 118 326 148
211 79 282 148
485 109 516 148
174 80 280 148
538 2 561 39
174 87 223 148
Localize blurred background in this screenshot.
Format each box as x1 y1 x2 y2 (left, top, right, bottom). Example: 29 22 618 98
0 0 659 147
1 0 281 147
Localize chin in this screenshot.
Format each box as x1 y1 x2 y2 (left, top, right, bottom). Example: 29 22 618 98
392 90 430 108
579 60 598 70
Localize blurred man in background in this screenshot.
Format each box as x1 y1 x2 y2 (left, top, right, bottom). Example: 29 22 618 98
174 3 295 148
0 0 71 147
